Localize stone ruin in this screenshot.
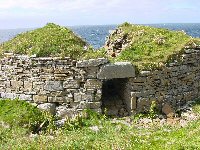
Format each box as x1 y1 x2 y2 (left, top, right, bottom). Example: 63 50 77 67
1 47 200 118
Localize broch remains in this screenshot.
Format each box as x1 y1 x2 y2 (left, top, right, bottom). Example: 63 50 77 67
1 22 200 119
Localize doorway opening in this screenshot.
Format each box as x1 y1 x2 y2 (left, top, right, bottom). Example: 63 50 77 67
101 78 129 117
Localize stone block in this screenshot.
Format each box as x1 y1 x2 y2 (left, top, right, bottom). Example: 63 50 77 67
94 89 102 101
2 81 10 88
91 108 102 114
48 96 73 103
15 67 23 73
162 103 175 118
33 82 44 92
84 79 102 89
33 95 47 103
74 92 93 102
37 103 56 115
10 80 23 90
0 88 5 92
121 96 137 114
89 102 101 109
97 62 135 79
1 92 17 99
76 58 108 68
18 94 33 101
81 93 94 102
44 81 63 91
40 75 55 81
137 98 151 112
24 81 32 92
49 91 69 96
73 93 82 102
131 97 137 110
140 71 151 76
54 74 68 78
78 101 90 109
70 101 80 108
63 79 80 89
86 67 99 78
56 106 76 118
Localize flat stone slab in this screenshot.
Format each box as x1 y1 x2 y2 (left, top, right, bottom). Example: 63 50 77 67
76 58 108 67
44 81 63 91
97 62 135 79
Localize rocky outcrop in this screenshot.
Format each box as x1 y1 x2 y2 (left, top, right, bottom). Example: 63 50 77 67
105 27 131 57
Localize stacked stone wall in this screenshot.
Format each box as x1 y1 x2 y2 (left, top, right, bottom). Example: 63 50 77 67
0 55 108 118
126 48 200 114
1 48 200 118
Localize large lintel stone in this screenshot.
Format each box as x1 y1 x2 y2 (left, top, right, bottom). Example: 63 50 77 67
97 62 135 79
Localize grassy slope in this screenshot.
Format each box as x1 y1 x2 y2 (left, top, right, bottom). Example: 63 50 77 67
0 23 88 58
1 22 199 71
109 23 200 70
0 99 200 149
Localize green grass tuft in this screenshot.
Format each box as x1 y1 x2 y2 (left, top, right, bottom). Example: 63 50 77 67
0 99 55 132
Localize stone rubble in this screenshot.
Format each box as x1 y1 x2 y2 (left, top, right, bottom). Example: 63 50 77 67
105 27 131 57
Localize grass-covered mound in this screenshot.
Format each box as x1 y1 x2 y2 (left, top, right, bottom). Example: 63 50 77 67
1 22 200 70
0 23 88 58
105 22 200 70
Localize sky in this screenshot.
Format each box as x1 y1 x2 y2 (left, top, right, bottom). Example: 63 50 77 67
0 0 200 29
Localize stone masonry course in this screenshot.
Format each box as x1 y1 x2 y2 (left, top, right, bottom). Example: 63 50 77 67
0 47 200 118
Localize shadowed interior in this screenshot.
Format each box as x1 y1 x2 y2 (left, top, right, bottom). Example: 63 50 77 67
101 78 129 117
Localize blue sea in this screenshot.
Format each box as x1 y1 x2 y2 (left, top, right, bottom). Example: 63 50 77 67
0 23 200 49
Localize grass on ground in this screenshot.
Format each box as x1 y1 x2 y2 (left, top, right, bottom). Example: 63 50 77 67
0 99 200 149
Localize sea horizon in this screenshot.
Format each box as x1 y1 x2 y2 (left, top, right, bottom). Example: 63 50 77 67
0 22 200 30
1 23 200 49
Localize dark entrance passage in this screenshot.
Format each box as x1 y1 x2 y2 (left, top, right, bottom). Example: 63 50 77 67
101 78 129 117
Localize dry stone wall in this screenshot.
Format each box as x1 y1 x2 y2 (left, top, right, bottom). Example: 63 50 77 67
0 48 200 118
0 55 108 118
125 48 200 115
